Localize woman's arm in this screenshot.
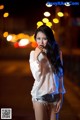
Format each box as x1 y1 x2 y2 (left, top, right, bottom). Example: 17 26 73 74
54 51 66 113
29 46 45 81
29 50 41 81
59 50 66 94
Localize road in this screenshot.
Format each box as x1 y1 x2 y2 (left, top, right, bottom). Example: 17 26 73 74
0 60 80 120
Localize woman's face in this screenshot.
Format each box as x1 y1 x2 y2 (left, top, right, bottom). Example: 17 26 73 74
35 31 48 47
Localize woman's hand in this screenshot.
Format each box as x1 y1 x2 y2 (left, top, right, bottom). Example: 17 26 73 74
54 94 63 113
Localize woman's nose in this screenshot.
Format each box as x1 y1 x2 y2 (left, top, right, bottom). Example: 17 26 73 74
40 39 43 44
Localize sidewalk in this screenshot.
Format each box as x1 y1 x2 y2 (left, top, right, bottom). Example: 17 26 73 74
64 76 80 119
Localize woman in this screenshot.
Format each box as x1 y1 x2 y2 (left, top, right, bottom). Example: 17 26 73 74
29 25 66 120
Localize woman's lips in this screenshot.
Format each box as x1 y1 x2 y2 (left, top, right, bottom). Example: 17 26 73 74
39 45 45 48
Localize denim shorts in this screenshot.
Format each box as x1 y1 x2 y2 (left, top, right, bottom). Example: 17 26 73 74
32 94 60 105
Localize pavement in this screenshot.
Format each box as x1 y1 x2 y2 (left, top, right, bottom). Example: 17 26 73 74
64 76 80 120
0 60 80 120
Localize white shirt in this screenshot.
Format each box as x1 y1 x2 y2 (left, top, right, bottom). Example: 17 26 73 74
29 50 66 98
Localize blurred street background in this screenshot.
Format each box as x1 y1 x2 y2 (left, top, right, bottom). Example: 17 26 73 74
0 0 80 120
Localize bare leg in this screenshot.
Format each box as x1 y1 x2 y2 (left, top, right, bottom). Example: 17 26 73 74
50 112 59 120
32 101 49 120
48 104 59 120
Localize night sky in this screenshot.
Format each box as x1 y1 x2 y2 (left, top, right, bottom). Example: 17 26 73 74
0 0 80 32
1 0 79 17
0 0 48 31
0 0 47 18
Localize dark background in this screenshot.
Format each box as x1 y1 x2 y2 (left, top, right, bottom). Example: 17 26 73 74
0 0 80 120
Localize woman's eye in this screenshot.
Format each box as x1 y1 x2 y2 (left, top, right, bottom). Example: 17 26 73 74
36 38 40 40
43 38 47 40
36 37 47 40
44 38 47 40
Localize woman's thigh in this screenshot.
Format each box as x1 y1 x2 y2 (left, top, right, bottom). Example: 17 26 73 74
32 101 49 120
49 103 59 120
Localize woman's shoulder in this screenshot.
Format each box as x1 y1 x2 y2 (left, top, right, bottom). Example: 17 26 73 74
30 50 35 55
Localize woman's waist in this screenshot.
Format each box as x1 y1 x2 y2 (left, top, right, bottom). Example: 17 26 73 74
32 93 60 103
37 93 60 102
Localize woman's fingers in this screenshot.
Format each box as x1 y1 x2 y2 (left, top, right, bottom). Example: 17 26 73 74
38 46 47 54
38 45 44 51
53 101 61 113
56 104 60 113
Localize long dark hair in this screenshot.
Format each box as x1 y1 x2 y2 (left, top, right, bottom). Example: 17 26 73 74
34 25 64 74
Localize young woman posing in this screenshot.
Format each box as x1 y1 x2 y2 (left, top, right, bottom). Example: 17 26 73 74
29 25 66 120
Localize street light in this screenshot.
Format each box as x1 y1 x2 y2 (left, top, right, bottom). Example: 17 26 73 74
57 12 64 17
53 18 59 24
44 11 51 17
42 18 49 23
46 22 52 28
